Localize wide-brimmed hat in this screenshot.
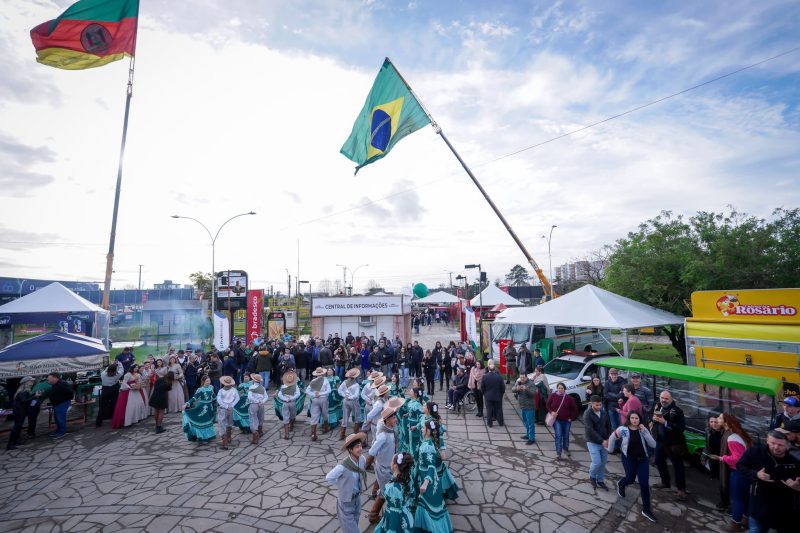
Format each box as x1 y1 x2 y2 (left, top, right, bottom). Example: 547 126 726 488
313 367 326 377
371 377 387 389
20 376 35 385
250 374 263 383
381 406 397 420
386 397 405 410
345 368 360 379
368 371 384 380
220 376 236 387
341 432 367 451
374 384 390 397
282 371 297 386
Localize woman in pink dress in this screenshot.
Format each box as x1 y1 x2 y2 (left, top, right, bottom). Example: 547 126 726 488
111 366 133 429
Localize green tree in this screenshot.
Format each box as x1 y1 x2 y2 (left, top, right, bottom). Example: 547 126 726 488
505 264 531 286
189 272 212 297
603 208 800 363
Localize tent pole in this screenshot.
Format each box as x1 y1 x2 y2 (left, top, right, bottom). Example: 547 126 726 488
622 329 630 358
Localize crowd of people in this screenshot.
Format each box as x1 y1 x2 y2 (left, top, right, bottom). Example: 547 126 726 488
6 330 800 532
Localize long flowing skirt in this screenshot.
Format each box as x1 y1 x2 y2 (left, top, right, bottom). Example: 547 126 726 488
273 393 306 420
167 384 185 413
111 389 130 429
124 389 148 426
233 395 251 433
374 482 414 533
182 401 217 442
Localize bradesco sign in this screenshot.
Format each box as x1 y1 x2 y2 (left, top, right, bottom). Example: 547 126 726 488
691 289 800 324
311 296 404 317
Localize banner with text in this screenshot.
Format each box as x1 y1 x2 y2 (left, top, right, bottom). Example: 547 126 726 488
311 296 406 317
246 290 263 344
213 311 230 350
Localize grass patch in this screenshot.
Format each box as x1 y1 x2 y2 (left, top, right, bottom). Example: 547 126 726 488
109 345 162 364
611 342 683 365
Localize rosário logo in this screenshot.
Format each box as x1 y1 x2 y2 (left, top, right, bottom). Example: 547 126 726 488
716 294 797 317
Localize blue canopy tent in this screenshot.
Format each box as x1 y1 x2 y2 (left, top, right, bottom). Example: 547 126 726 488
0 331 108 379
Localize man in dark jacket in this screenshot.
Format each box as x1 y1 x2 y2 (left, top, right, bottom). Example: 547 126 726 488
207 353 223 393
410 341 423 378
651 390 687 500
513 372 537 445
737 431 800 532
43 373 74 439
223 353 239 383
319 343 334 368
446 367 469 409
481 360 506 427
517 343 532 376
233 340 247 382
603 368 627 431
584 395 613 489
533 349 545 370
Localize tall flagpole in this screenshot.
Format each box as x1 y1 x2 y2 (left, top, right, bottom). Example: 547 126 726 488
386 58 556 299
101 56 138 308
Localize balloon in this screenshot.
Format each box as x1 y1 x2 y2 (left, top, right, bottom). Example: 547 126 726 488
413 283 429 298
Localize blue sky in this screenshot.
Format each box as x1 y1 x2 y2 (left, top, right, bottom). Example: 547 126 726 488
0 0 798 292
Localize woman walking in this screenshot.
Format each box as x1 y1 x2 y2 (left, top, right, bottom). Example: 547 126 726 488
149 371 173 434
413 420 454 533
532 366 549 425
706 413 752 531
182 375 217 443
374 453 415 533
608 411 658 523
325 367 344 428
422 402 458 500
546 382 578 460
468 360 485 418
399 387 425 459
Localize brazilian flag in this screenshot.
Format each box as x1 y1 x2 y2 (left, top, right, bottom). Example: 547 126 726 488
340 58 431 174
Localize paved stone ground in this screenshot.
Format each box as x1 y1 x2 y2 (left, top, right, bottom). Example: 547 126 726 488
0 325 728 532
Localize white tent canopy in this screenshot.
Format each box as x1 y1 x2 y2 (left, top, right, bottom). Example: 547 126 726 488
494 285 684 356
414 291 460 304
469 284 523 307
0 282 105 313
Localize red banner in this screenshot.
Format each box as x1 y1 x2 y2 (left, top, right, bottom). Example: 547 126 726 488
498 339 509 374
246 290 263 344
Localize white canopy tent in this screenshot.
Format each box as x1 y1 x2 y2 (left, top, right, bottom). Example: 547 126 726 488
494 285 684 356
0 282 110 345
414 291 460 304
469 284 523 307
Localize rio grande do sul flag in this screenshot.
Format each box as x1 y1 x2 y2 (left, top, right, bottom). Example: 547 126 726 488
340 58 430 174
30 0 139 70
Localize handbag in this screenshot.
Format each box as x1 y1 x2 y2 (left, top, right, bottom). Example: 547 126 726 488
545 393 566 427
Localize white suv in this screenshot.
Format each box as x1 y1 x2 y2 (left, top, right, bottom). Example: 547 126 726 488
543 352 614 406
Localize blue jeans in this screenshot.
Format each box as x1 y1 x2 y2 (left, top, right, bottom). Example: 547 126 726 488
587 442 609 482
521 409 536 441
399 367 409 388
381 364 392 380
238 363 247 382
211 378 221 395
620 454 651 513
607 407 621 450
729 469 749 523
553 420 571 455
53 401 70 436
336 365 346 381
259 371 270 389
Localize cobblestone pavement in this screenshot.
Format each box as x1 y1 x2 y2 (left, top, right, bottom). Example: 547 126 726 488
0 326 726 532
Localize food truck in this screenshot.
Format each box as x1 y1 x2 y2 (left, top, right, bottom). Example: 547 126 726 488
685 288 800 400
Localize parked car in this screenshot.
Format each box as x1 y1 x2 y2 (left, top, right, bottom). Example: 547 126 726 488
543 351 614 406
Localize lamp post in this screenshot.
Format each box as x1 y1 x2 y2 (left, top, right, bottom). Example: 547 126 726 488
171 211 256 315
540 225 557 300
465 264 483 357
455 274 467 344
336 263 369 295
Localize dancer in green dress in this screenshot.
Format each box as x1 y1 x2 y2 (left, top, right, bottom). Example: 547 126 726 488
325 367 344 427
374 452 415 533
388 374 404 398
233 374 252 433
421 402 458 501
182 375 217 443
413 420 454 533
398 387 424 457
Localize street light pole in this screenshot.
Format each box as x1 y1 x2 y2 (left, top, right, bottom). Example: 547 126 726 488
336 263 368 295
465 264 483 357
541 225 557 300
171 211 256 316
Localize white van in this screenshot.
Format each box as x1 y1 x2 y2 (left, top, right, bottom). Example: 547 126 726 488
489 321 614 362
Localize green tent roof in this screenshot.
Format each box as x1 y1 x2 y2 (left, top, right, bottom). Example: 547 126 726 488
594 357 781 396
